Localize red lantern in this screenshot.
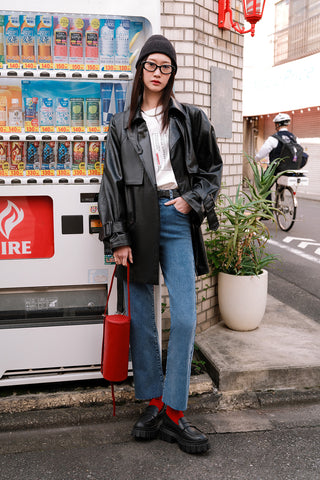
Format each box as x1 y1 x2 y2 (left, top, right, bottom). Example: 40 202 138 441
218 0 266 37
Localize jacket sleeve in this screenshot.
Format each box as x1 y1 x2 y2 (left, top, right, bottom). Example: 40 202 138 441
98 115 131 251
181 106 223 231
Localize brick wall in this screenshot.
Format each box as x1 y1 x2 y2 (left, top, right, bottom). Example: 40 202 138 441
160 0 244 342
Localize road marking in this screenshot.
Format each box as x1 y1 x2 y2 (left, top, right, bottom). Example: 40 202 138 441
298 241 320 255
268 238 320 265
283 236 315 243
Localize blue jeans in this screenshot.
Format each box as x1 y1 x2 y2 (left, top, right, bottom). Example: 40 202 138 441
126 196 197 411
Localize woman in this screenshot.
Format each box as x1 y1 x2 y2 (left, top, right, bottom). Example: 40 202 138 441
98 35 222 454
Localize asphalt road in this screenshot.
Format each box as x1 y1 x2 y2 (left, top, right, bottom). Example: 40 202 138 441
265 197 320 322
1 403 320 480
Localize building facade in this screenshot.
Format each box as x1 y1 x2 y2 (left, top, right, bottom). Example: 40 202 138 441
160 0 245 337
243 0 320 199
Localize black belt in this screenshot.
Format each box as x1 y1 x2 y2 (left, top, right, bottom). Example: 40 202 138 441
157 189 180 199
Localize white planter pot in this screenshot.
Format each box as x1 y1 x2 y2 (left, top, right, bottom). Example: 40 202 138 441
218 270 268 331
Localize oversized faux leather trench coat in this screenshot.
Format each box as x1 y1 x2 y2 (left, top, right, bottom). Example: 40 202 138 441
98 98 223 284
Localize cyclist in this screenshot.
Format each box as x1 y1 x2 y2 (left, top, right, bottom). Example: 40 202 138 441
255 113 305 201
255 113 300 166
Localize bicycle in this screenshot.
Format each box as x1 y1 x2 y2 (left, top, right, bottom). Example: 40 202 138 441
274 171 309 232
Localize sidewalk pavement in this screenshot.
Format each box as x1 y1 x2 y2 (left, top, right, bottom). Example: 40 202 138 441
0 295 320 432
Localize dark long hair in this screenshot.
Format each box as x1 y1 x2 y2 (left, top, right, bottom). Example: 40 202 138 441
128 61 176 132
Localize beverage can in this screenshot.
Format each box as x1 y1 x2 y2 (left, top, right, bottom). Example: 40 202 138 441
87 141 100 169
72 141 85 169
0 16 5 64
24 97 39 130
0 141 9 170
101 83 113 127
8 98 23 127
69 17 84 65
9 141 25 170
86 98 100 127
57 140 71 169
40 97 54 127
114 83 127 113
53 16 69 63
20 15 36 63
0 95 7 126
41 140 55 169
5 15 20 63
26 140 40 169
36 15 53 64
100 18 115 68
114 19 130 68
55 97 70 127
70 98 84 127
85 18 99 64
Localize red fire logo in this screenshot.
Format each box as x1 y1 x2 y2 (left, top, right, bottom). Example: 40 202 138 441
0 196 54 259
0 200 24 239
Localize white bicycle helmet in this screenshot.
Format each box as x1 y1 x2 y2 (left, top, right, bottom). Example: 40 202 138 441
273 113 291 125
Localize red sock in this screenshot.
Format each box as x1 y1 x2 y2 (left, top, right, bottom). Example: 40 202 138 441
149 396 164 411
166 406 184 425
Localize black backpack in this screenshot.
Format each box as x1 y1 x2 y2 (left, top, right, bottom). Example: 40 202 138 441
272 133 305 173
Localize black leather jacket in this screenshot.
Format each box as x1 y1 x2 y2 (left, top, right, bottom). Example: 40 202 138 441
98 98 223 284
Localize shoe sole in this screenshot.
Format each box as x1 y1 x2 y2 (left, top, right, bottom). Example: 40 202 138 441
132 427 160 440
159 427 210 454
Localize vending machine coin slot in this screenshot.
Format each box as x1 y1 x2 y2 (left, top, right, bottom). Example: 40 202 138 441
80 192 98 202
61 215 83 234
89 215 102 234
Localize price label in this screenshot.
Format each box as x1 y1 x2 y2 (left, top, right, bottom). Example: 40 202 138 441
8 126 22 133
86 64 100 71
25 126 39 133
71 126 85 133
0 126 9 133
56 126 70 133
39 63 54 70
114 65 131 72
22 62 37 69
55 63 69 70
102 126 109 133
40 126 55 133
0 170 9 176
9 170 24 176
72 169 86 176
26 170 41 176
69 64 85 71
87 169 101 176
7 62 20 69
87 126 101 133
101 65 114 71
41 170 55 176
56 169 71 176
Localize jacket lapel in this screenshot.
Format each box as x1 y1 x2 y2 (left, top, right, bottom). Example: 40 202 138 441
126 122 157 187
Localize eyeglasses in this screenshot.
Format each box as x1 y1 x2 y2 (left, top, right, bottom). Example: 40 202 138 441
142 61 175 75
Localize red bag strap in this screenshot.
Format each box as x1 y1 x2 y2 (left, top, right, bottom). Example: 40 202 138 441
103 263 130 318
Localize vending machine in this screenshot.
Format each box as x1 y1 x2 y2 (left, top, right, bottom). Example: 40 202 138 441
0 0 160 386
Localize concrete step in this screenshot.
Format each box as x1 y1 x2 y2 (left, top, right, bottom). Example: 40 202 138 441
196 295 320 393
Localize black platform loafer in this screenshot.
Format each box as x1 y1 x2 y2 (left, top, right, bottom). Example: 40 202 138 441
132 405 165 440
159 413 210 454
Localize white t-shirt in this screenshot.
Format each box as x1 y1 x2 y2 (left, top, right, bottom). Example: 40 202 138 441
141 107 178 190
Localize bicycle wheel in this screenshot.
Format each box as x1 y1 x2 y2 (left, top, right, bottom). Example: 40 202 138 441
275 186 297 232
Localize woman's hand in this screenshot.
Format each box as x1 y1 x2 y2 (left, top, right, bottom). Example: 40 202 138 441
164 197 192 214
113 246 133 266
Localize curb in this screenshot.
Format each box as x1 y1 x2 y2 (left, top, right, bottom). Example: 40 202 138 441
0 374 320 433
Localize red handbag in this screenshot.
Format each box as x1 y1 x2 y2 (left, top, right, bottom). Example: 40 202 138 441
101 264 131 415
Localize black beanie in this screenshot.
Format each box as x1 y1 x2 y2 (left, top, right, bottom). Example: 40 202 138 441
136 35 177 71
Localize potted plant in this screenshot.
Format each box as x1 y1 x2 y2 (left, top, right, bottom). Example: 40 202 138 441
205 157 282 331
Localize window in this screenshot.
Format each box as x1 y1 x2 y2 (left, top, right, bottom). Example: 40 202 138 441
274 0 320 64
